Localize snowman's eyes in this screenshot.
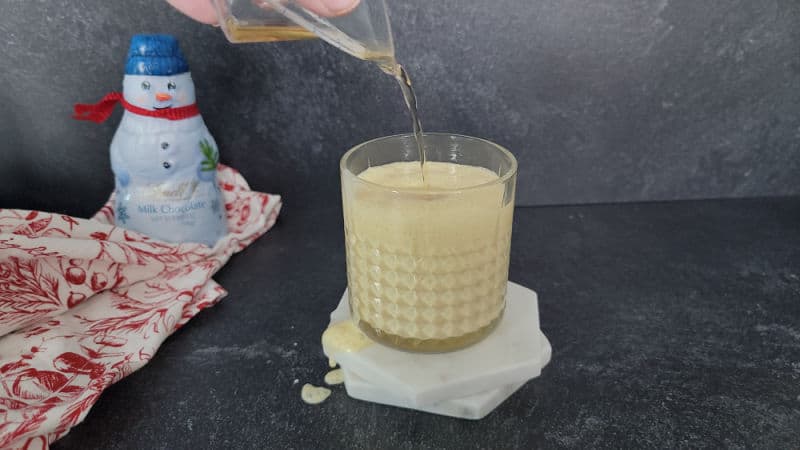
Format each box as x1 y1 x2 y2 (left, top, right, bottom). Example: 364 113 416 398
141 81 151 90
167 81 177 90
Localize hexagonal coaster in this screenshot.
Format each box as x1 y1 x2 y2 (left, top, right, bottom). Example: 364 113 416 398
324 281 551 409
342 369 527 420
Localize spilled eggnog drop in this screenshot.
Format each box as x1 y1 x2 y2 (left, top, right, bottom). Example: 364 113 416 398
324 368 345 386
321 320 373 356
301 383 331 405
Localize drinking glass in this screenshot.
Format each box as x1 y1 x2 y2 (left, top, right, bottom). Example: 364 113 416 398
340 133 517 352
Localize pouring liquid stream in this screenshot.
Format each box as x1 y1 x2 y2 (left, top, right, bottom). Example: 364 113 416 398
393 64 426 180
373 57 427 183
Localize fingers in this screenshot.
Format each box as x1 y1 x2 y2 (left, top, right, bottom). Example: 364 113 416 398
166 0 219 25
296 0 360 17
165 0 361 25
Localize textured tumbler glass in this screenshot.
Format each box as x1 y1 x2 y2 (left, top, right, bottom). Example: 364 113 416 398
341 133 517 352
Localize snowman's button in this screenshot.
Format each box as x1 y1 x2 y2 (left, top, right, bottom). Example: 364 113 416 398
162 161 172 169
161 142 169 150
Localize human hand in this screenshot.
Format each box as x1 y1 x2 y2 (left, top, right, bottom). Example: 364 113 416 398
166 0 361 24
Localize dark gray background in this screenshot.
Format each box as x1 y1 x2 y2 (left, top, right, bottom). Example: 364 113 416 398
0 0 798 216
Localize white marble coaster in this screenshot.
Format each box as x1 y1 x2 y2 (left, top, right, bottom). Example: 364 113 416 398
342 369 527 420
324 281 552 409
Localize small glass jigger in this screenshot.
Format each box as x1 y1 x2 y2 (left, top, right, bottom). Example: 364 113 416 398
213 0 395 64
341 134 518 352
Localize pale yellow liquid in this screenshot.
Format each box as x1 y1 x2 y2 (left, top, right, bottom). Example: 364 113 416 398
343 162 513 352
300 383 331 404
321 320 373 355
324 368 345 385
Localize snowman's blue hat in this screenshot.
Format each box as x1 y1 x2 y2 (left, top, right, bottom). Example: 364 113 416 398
125 34 189 76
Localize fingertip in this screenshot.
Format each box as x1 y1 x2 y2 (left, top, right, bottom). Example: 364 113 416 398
324 0 361 16
297 0 361 17
166 0 220 25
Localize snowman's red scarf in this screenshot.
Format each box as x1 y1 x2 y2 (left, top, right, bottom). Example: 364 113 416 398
73 92 200 123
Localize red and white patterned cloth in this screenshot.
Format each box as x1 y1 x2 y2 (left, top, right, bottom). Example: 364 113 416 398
0 165 280 449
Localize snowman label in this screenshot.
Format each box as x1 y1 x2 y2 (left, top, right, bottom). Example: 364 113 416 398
74 34 227 246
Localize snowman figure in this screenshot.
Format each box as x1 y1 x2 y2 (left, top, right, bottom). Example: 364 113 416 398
75 34 227 246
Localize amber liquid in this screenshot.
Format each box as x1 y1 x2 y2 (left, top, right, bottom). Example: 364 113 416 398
224 20 316 43
358 314 503 353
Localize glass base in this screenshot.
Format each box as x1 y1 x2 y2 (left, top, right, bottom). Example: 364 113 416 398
356 309 505 353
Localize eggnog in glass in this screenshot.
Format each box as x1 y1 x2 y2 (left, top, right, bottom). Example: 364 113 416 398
341 133 517 352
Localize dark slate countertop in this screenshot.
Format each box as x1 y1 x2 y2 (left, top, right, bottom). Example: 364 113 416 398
54 197 800 449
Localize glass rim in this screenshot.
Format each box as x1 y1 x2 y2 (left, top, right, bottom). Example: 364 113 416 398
340 132 518 195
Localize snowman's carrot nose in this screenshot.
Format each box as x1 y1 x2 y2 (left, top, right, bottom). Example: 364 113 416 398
155 92 172 102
